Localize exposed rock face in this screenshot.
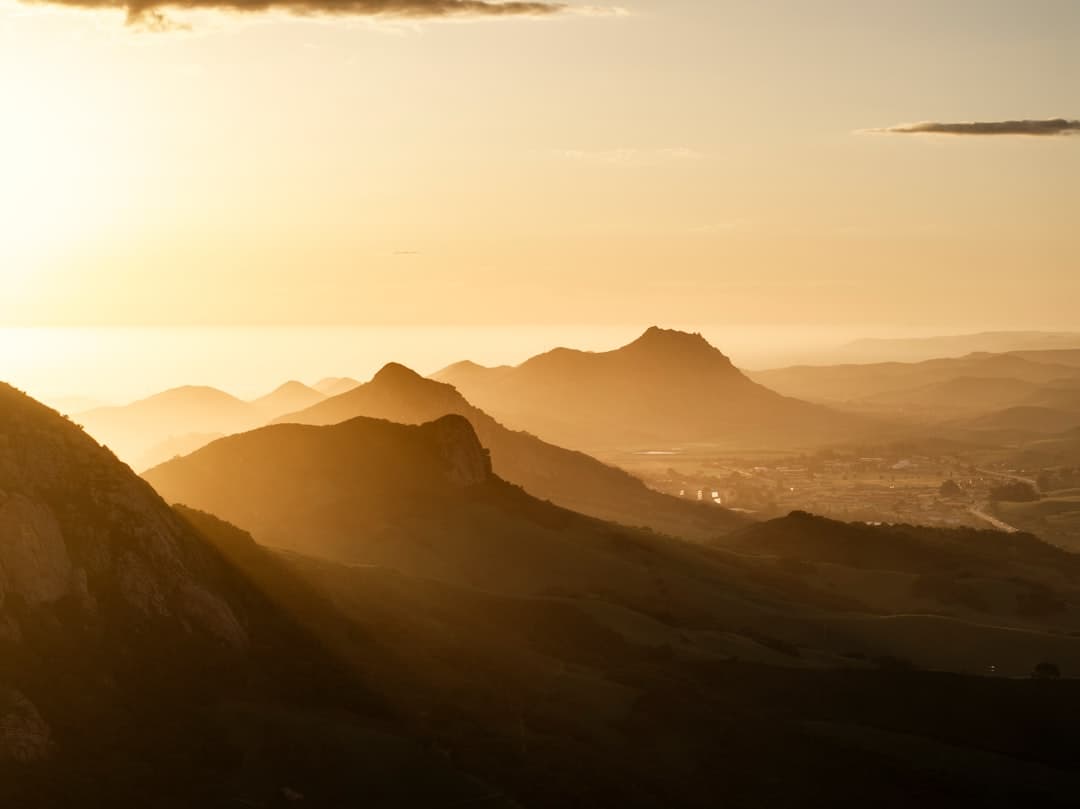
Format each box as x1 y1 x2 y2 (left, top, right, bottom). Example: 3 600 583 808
0 383 247 650
424 415 492 487
0 690 52 763
0 494 73 606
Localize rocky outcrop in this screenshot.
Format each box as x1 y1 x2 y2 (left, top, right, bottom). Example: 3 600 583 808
424 415 492 487
0 383 248 650
0 690 52 763
0 494 73 606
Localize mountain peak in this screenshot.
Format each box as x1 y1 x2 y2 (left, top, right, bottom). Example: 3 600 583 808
372 362 425 387
272 380 315 395
629 326 715 351
623 327 734 368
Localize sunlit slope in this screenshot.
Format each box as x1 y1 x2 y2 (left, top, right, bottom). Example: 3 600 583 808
0 382 496 806
435 327 861 451
146 415 788 605
275 362 745 540
145 415 1080 676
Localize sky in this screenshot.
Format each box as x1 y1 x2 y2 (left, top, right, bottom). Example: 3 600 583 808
1 0 1079 335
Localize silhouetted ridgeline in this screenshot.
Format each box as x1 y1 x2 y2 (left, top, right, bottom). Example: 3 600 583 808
74 381 328 471
273 361 745 540
435 326 864 451
6 382 1080 806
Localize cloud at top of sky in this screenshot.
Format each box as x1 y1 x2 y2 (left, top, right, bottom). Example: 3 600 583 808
859 118 1080 137
20 0 620 29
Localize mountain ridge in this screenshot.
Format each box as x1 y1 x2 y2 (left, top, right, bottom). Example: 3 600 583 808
273 362 745 540
434 326 858 451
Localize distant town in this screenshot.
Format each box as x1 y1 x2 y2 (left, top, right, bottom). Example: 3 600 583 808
620 447 1058 538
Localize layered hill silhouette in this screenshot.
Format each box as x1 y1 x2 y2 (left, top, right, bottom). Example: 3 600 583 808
313 376 361 397
273 362 744 540
145 415 760 596
250 380 324 419
0 383 503 806
76 381 328 471
434 327 856 451
144 415 1080 674
835 331 1080 364
10 383 1080 806
752 352 1080 408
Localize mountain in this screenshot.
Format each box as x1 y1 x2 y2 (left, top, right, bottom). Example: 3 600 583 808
0 384 249 685
139 409 1080 805
313 376 361 397
836 331 1080 364
13 382 1080 806
75 381 329 471
274 363 744 540
145 415 750 592
1007 349 1080 368
145 415 1080 668
751 352 1080 408
0 383 492 806
957 406 1080 436
250 380 325 419
861 376 1044 412
76 386 260 468
434 327 858 451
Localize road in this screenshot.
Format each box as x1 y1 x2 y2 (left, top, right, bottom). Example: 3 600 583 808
968 506 1020 534
975 467 1038 488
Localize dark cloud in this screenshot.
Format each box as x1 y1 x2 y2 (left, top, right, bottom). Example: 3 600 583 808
862 119 1080 137
28 0 568 27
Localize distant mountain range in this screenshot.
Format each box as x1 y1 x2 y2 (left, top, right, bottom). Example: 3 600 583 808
834 331 1080 364
435 326 860 451
272 362 745 540
751 349 1080 443
312 376 362 397
8 381 1080 806
752 352 1080 406
75 381 328 470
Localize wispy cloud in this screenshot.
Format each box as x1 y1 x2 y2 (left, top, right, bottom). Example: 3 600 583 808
859 118 1080 137
23 0 582 28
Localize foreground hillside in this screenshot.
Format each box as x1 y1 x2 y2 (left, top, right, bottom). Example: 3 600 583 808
183 508 1080 809
0 384 502 806
435 326 861 451
274 362 744 540
7 383 1080 806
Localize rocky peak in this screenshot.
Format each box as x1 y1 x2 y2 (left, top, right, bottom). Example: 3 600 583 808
421 415 492 487
621 327 737 373
0 383 247 650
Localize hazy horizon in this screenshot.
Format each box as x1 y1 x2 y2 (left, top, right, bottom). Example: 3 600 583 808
10 322 1079 404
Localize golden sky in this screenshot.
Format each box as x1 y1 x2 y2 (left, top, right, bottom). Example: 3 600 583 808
2 0 1078 330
